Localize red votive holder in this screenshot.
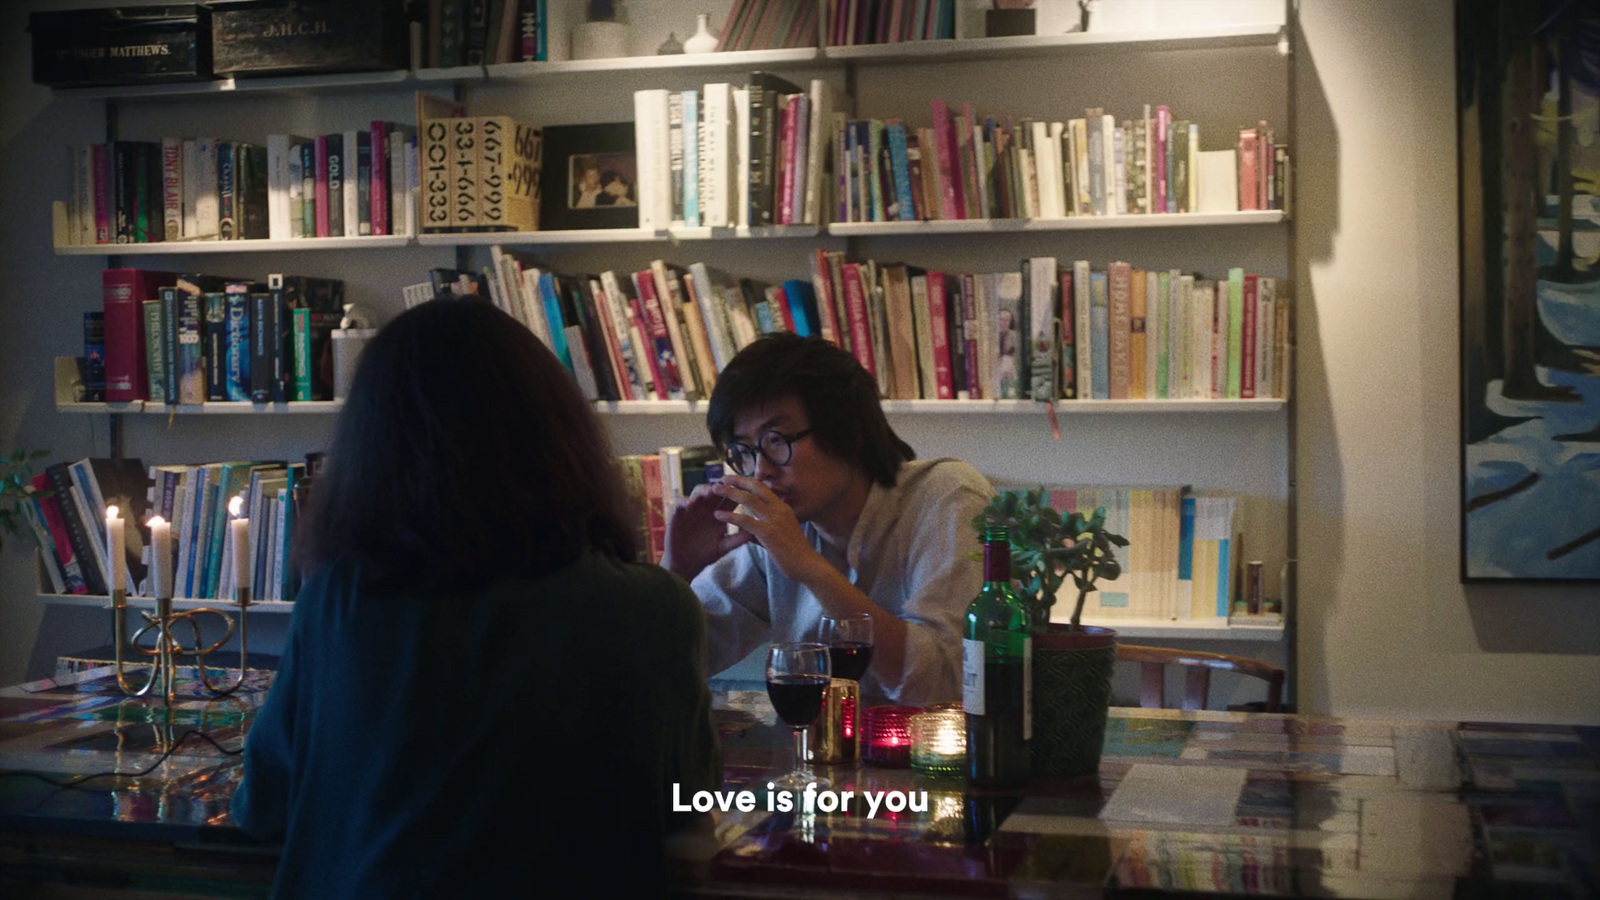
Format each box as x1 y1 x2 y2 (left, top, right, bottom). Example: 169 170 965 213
862 705 922 768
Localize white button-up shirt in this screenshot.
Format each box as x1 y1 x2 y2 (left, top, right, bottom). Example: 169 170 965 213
691 458 994 707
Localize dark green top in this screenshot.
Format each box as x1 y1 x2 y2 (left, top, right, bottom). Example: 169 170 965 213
232 550 721 898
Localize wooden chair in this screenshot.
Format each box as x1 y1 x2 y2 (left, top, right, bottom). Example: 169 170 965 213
1116 645 1285 712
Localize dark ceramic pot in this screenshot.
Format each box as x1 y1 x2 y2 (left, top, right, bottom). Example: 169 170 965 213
1031 624 1116 777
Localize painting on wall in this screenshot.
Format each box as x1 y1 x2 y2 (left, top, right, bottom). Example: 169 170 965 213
1458 0 1600 580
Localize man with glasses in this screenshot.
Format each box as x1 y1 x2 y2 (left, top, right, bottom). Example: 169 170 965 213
662 333 993 707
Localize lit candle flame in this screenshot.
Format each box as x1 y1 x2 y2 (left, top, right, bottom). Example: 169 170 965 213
106 505 119 520
148 516 166 528
229 495 244 518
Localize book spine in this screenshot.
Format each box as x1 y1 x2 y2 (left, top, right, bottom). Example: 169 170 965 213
841 262 876 375
161 137 182 241
1058 269 1075 399
102 270 146 402
314 136 331 237
159 287 177 405
961 272 982 398
293 308 312 400
927 271 953 399
91 144 110 243
356 130 373 235
1238 129 1258 212
203 294 225 401
1154 106 1170 213
143 299 165 404
1109 262 1132 400
1128 270 1145 399
228 291 257 401
327 134 346 237
217 142 237 240
250 292 273 403
134 142 156 242
45 464 105 596
931 100 960 219
33 475 88 595
452 118 479 230
1241 274 1258 399
286 140 305 239
1227 268 1245 398
1091 272 1109 400
683 91 701 227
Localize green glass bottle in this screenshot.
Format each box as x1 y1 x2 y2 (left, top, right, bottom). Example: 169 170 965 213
963 525 1032 789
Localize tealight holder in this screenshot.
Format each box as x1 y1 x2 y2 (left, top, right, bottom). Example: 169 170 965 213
862 705 921 768
910 710 966 776
805 678 860 764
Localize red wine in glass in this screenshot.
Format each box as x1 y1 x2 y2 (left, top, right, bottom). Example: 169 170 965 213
766 674 828 727
827 642 874 682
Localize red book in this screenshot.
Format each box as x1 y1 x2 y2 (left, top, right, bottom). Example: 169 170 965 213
779 96 800 225
809 249 841 346
962 272 982 399
314 135 332 237
1257 120 1271 211
370 122 389 236
926 271 953 399
1242 274 1259 398
639 454 667 564
841 262 876 375
1058 269 1076 400
92 144 111 244
32 474 87 595
931 99 962 220
1238 129 1259 212
102 268 176 401
632 271 678 399
590 280 633 401
771 286 796 332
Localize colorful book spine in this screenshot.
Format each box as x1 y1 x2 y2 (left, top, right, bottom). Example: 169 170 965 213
1090 271 1109 400
1227 268 1245 398
1108 262 1132 400
1241 274 1258 399
1058 269 1075 400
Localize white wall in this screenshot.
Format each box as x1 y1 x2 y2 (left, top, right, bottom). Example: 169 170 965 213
1294 0 1600 722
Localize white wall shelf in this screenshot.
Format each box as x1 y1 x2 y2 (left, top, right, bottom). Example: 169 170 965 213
417 229 664 247
594 398 1285 415
669 225 823 241
825 25 1285 64
830 211 1286 237
54 236 412 256
52 68 471 102
486 47 822 81
38 593 295 614
1077 616 1284 641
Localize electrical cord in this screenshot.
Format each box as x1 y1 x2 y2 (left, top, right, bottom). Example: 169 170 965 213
0 728 244 792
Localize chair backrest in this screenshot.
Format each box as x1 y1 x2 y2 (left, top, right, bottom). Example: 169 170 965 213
1115 644 1285 712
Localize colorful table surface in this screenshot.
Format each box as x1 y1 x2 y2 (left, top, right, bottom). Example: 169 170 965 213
1 668 1596 899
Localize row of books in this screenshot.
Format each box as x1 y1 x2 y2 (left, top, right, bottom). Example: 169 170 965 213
813 255 1290 401
619 446 727 565
100 270 346 405
424 0 548 69
824 0 957 45
418 114 541 233
633 75 836 229
23 455 310 603
478 249 818 402
63 126 420 246
1024 487 1245 623
716 0 824 51
837 102 1288 223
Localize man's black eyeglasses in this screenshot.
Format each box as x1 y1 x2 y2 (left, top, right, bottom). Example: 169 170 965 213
725 429 813 477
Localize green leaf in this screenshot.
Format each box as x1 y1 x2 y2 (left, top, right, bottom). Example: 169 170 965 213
28 450 49 461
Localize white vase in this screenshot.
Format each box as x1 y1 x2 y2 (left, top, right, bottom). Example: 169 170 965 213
684 13 718 54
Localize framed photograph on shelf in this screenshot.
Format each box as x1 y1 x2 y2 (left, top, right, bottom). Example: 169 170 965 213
538 123 640 231
1457 0 1600 581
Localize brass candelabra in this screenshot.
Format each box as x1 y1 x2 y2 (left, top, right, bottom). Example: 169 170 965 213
110 586 253 706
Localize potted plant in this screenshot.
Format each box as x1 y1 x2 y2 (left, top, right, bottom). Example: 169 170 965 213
973 488 1128 777
0 449 51 555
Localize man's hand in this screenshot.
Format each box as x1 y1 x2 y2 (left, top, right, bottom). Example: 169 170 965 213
662 483 754 582
710 474 823 584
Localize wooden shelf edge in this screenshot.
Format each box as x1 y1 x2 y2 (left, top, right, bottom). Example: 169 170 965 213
1077 616 1285 640
54 236 413 255
830 211 1286 237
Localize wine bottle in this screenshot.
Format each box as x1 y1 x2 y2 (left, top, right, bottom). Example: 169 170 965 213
963 525 1032 788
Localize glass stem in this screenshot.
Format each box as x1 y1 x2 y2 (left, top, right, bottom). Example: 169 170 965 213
793 726 812 781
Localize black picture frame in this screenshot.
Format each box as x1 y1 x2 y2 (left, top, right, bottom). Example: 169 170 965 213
538 122 640 231
1457 0 1600 582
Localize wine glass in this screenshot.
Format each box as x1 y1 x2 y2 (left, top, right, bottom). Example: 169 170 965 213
819 612 874 682
766 642 831 791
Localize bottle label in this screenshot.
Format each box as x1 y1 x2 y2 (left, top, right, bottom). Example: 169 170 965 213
1022 635 1033 742
962 638 985 715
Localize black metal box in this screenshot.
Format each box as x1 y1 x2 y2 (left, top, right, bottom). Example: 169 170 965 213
29 6 211 88
205 0 407 78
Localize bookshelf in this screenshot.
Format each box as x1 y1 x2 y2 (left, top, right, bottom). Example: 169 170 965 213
54 214 1280 255
36 8 1297 682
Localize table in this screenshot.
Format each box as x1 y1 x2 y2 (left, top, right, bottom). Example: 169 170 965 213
1 667 1595 898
